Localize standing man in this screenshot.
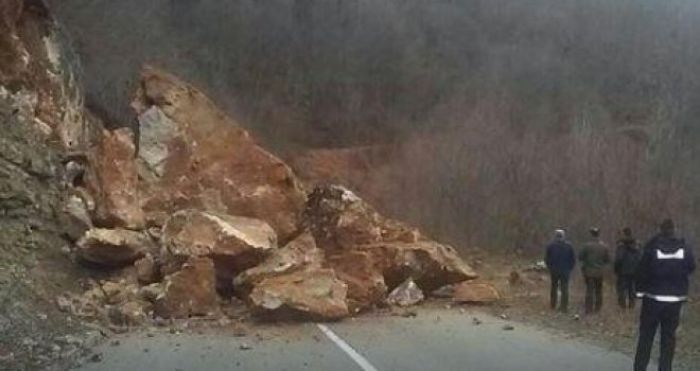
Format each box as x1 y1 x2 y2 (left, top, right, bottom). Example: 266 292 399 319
634 219 696 371
545 229 576 312
579 227 610 314
615 227 641 309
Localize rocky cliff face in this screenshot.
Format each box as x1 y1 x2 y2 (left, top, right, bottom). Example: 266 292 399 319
0 1 102 369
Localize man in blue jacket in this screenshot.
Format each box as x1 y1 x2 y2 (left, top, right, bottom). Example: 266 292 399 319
545 229 576 313
634 219 696 371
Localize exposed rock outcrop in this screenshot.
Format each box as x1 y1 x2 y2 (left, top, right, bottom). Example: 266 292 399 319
1 0 89 149
0 2 101 369
131 67 307 240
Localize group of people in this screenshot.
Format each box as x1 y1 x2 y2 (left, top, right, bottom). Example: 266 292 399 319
544 219 696 371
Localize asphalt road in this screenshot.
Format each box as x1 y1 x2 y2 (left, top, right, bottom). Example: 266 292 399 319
77 308 639 371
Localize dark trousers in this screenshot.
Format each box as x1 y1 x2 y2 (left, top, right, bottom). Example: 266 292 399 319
634 298 682 371
584 276 603 314
549 272 570 312
617 274 636 309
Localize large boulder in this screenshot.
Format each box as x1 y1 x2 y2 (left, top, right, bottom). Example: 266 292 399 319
361 241 478 292
77 228 154 267
160 210 277 290
304 185 421 250
248 268 349 320
86 127 145 230
154 257 219 319
131 66 307 240
304 185 477 310
325 250 388 313
234 231 322 291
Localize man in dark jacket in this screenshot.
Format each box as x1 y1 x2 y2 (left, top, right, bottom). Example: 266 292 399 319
634 219 696 371
579 227 610 314
615 227 641 309
545 229 576 312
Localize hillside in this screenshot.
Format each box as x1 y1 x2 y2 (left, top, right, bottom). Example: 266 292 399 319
49 0 700 250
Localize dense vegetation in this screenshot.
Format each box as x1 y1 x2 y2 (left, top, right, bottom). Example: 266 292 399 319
50 0 700 251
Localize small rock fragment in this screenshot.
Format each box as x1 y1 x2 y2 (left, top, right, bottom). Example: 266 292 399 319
386 278 424 307
452 282 500 304
401 310 418 318
239 343 252 351
90 353 103 363
56 296 72 313
134 253 159 284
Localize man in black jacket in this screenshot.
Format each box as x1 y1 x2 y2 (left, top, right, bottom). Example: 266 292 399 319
634 219 696 371
545 229 576 312
615 227 641 309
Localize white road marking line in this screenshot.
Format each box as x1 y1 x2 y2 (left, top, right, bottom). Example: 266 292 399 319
316 323 380 371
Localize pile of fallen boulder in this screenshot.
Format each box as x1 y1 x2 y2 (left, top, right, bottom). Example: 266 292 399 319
60 66 495 327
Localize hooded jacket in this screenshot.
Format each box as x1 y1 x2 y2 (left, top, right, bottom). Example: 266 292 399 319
636 233 696 301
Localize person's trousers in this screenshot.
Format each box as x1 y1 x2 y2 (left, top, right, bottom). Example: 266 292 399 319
584 276 603 313
616 274 636 309
549 272 570 311
633 298 683 371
